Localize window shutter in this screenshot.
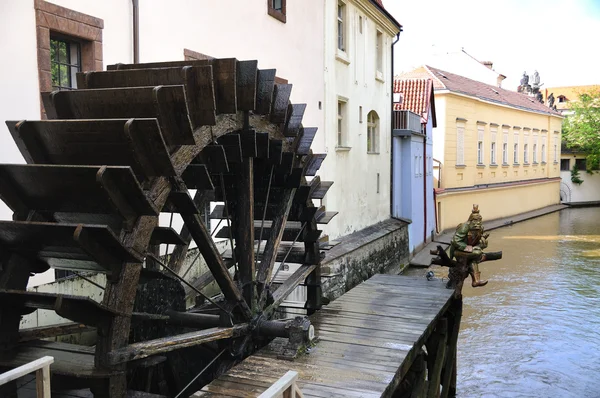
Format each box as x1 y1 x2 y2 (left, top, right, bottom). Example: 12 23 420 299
456 123 465 165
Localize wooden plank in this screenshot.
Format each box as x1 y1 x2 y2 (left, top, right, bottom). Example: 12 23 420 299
200 145 229 173
150 227 185 245
36 361 51 398
311 181 333 200
256 69 276 115
270 84 292 123
107 59 212 70
213 58 237 114
216 134 242 164
240 130 257 158
267 139 283 165
153 84 195 145
184 65 217 128
19 323 93 342
0 221 142 274
284 104 306 137
0 356 53 386
236 60 258 111
256 132 270 158
7 119 174 181
304 154 326 176
182 164 215 190
0 164 157 219
106 326 242 365
215 221 321 243
0 290 118 327
296 128 318 155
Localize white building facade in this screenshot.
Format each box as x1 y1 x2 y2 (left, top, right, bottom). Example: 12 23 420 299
0 0 400 288
321 0 401 238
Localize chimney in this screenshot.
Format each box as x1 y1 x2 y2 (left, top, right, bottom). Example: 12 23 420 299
481 61 493 70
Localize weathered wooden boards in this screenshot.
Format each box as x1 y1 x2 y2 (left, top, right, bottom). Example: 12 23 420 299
196 274 454 397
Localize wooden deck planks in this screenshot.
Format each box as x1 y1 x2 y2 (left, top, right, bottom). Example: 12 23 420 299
199 274 453 397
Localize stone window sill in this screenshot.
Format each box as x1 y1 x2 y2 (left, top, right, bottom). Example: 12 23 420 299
335 146 352 152
455 164 466 169
336 50 350 65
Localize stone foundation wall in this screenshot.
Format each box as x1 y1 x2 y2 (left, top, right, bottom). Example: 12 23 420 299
320 218 410 301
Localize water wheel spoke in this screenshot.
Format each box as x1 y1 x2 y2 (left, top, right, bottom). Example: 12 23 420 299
231 155 256 310
171 177 251 319
256 187 296 306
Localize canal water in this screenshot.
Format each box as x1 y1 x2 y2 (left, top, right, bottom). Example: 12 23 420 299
456 207 600 397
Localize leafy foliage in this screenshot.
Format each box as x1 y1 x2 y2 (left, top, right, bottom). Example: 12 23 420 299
563 89 600 168
571 163 584 185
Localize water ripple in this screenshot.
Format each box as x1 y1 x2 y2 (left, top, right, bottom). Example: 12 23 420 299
457 208 600 398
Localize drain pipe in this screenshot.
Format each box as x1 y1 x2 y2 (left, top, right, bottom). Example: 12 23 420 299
132 0 139 63
389 30 401 217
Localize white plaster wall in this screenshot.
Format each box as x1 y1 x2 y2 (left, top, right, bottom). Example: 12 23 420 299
0 0 41 222
560 171 600 203
432 95 446 165
138 0 325 141
0 0 131 286
321 0 398 239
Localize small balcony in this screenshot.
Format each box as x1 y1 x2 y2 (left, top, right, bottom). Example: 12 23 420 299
392 110 422 137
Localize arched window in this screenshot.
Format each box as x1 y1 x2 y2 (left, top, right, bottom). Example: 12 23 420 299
367 111 379 153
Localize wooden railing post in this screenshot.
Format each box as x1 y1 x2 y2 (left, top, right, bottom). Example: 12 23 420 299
0 356 54 398
258 370 304 398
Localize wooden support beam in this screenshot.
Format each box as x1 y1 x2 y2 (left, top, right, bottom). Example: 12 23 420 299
256 188 296 306
106 325 246 365
265 264 317 317
426 318 448 398
171 178 251 319
19 323 94 342
234 157 256 309
440 299 462 398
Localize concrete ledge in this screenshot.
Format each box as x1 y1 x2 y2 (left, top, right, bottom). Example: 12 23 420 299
409 203 567 268
320 218 409 301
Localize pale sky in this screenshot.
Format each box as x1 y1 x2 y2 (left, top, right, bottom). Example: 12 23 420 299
386 0 600 90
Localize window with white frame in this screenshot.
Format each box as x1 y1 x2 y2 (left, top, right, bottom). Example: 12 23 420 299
502 129 508 164
376 31 383 77
491 127 497 164
337 100 346 146
367 111 379 153
337 2 346 52
542 135 547 162
523 134 529 163
513 133 519 163
456 122 465 165
533 136 538 163
477 125 484 164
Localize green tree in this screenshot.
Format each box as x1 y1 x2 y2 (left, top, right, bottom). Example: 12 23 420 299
563 89 600 169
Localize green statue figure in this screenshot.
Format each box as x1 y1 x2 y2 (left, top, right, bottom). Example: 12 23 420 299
431 204 502 297
448 204 489 287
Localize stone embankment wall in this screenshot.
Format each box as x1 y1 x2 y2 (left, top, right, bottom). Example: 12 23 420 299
321 218 410 300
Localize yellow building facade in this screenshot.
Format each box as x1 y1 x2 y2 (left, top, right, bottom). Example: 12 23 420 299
400 66 563 231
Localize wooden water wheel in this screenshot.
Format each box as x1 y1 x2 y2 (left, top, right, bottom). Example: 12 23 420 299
0 58 335 397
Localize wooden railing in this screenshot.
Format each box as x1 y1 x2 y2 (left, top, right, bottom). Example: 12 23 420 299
258 370 304 398
0 356 54 397
393 110 421 133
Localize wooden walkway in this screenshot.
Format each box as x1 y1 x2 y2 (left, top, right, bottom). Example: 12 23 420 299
195 274 455 397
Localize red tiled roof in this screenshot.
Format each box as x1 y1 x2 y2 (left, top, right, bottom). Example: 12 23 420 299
393 78 435 125
397 66 562 117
